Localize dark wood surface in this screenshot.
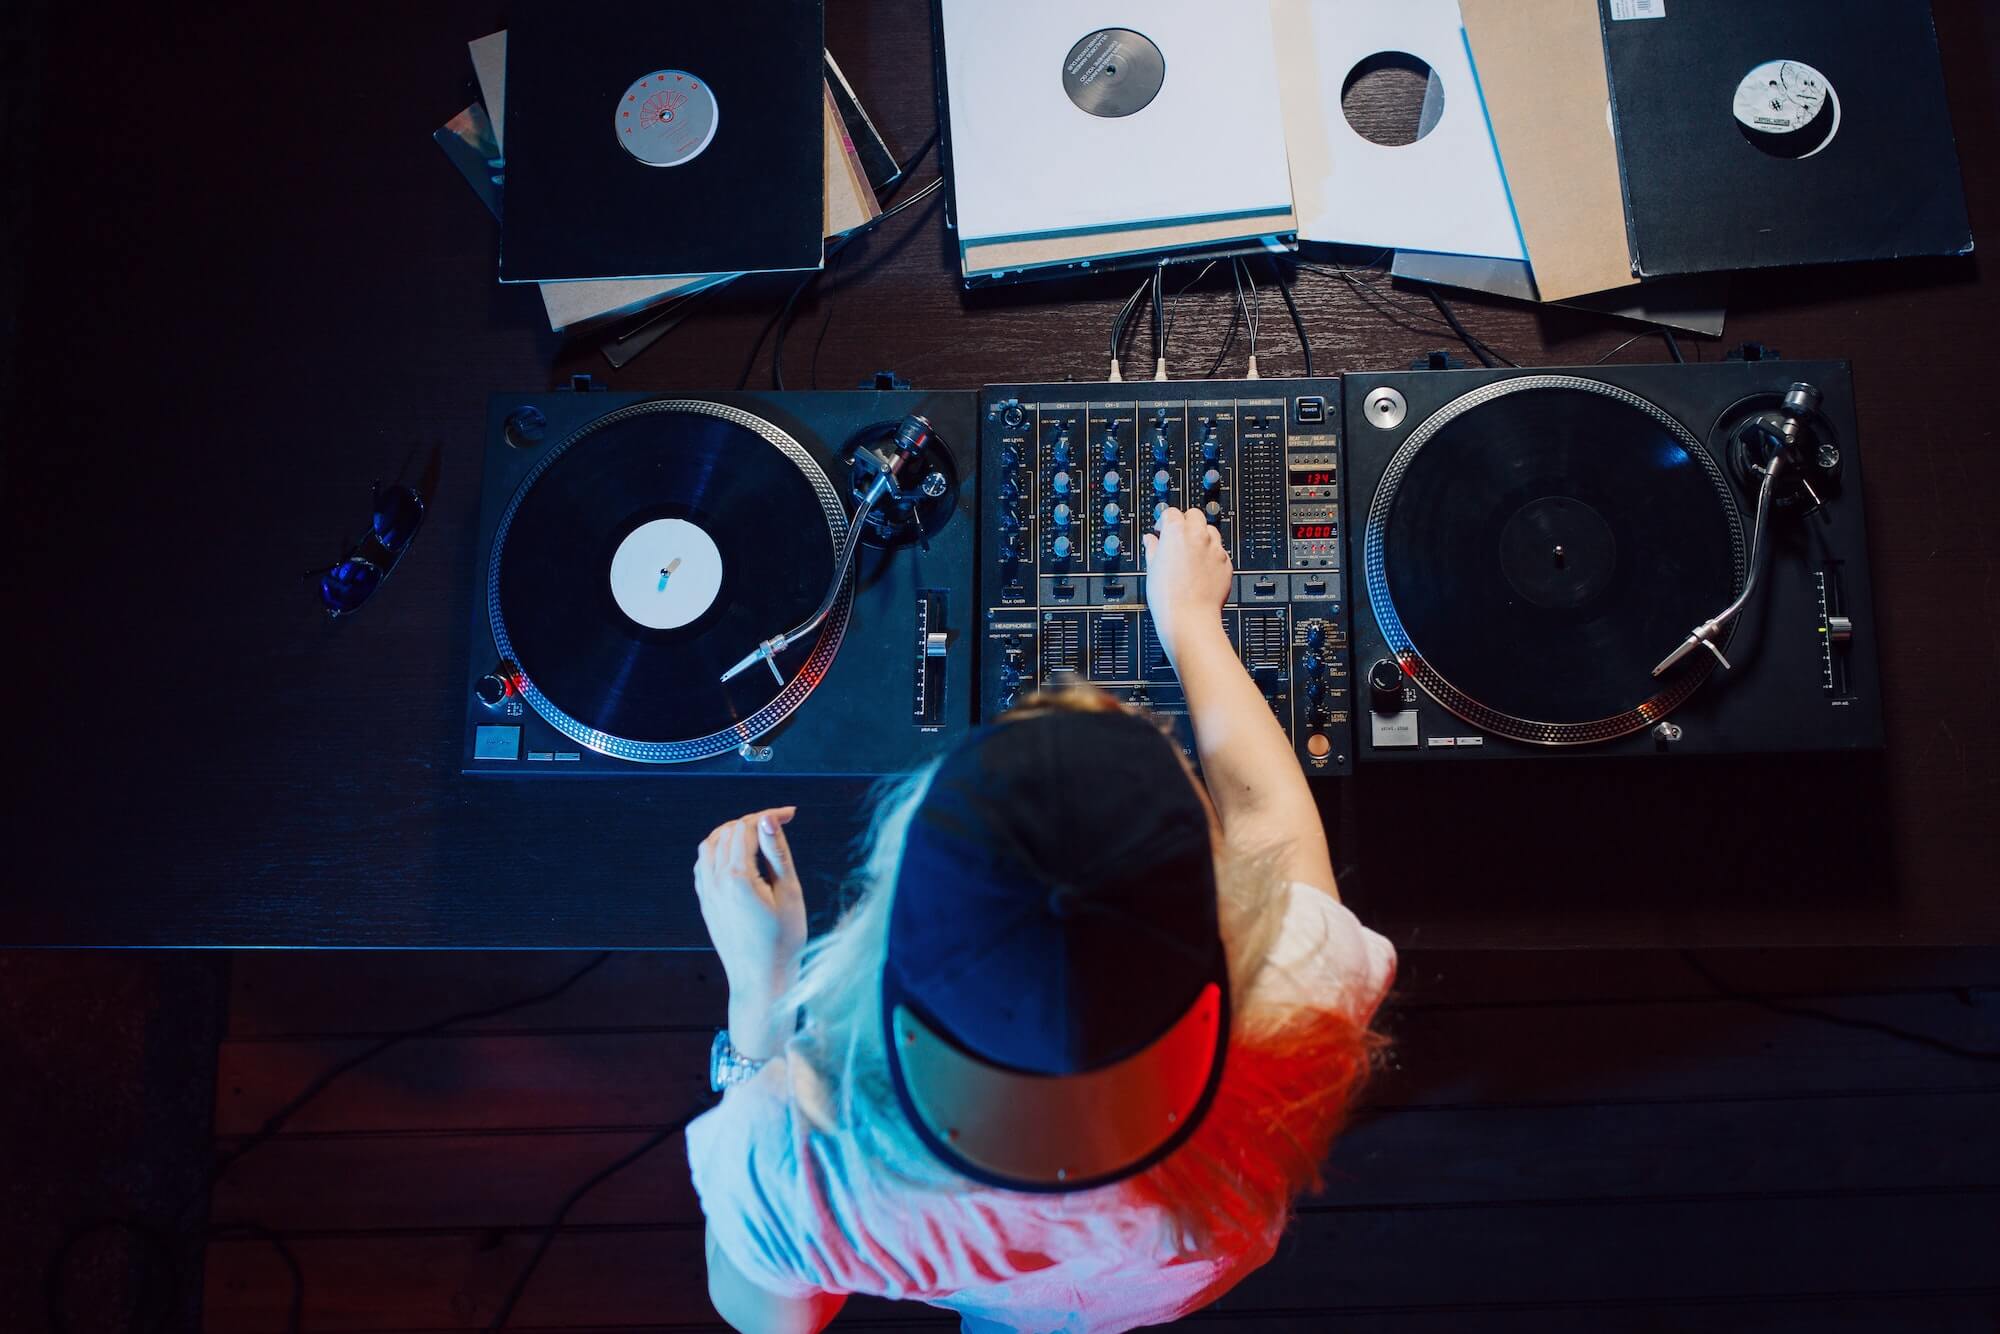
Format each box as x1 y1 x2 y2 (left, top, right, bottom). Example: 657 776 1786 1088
197 946 2000 1331
5 1 1998 948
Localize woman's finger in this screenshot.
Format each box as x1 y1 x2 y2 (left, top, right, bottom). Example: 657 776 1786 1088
757 812 799 897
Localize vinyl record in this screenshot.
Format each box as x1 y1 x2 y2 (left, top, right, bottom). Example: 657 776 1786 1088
489 401 847 762
1363 377 1746 744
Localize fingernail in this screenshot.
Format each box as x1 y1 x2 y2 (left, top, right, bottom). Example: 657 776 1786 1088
760 816 776 834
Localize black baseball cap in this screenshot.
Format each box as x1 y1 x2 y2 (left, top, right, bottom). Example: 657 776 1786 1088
883 709 1230 1192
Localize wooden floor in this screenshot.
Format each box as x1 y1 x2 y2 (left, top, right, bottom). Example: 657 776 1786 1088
196 948 2000 1332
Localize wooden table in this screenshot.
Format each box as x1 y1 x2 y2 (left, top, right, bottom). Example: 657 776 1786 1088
6 1 1996 948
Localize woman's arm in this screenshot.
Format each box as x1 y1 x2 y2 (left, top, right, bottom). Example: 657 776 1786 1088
1144 507 1338 894
707 1227 847 1333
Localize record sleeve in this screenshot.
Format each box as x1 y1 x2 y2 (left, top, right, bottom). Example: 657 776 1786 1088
1601 0 1972 277
500 0 826 283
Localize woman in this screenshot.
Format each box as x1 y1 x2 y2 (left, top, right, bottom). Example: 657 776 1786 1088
689 506 1396 1333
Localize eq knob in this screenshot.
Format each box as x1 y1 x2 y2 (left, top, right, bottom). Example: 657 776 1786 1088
1203 501 1221 521
1202 468 1221 492
998 477 1019 503
1103 502 1121 525
1306 622 1326 651
1103 533 1123 559
1151 434 1170 464
1152 469 1171 495
1152 501 1168 524
1052 436 1073 466
1052 503 1071 528
1052 534 1073 560
1052 470 1071 495
1103 469 1121 494
1102 435 1122 463
999 507 1021 532
1368 658 1406 715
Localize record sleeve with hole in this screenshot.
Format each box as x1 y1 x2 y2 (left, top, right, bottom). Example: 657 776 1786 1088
499 1 826 283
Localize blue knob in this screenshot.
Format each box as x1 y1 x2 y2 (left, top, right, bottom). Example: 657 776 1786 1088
1103 470 1121 494
1103 502 1121 525
1103 534 1122 558
1102 436 1120 462
1152 469 1170 495
1053 535 1072 559
1052 470 1070 495
1052 503 1071 529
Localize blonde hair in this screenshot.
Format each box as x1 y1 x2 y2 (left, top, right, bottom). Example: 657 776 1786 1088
780 687 1384 1245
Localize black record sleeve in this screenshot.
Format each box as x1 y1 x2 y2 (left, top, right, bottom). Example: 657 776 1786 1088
1601 0 1972 277
500 0 826 283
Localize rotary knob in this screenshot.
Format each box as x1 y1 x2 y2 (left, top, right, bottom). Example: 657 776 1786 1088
1103 469 1121 494
1052 503 1071 529
1102 435 1121 463
1151 434 1170 464
1305 622 1326 650
1102 533 1123 559
1302 651 1323 678
1203 500 1221 521
1052 436 1073 466
1202 468 1221 492
1052 534 1073 560
1368 658 1406 715
1152 469 1171 496
1052 470 1071 496
998 477 1019 503
999 507 1021 532
1152 501 1168 525
1201 435 1219 463
474 672 511 709
1103 502 1121 525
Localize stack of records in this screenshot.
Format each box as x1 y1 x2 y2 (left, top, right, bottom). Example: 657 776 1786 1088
937 0 1298 285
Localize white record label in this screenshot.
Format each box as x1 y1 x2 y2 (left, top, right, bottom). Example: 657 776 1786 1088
1733 60 1840 157
616 69 720 167
609 519 723 629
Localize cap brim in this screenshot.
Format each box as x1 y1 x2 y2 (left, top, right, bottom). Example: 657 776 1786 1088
884 977 1229 1193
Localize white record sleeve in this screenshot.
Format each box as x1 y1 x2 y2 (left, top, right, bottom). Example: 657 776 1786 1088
1272 0 1525 260
941 0 1295 242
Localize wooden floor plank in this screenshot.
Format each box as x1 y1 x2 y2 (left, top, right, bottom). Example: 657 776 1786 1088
200 1191 2000 1331
223 947 2000 1040
212 987 1999 1137
226 951 725 1040
208 1088 2000 1232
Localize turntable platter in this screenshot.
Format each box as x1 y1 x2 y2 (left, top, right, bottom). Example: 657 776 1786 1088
1363 377 1746 744
489 400 848 762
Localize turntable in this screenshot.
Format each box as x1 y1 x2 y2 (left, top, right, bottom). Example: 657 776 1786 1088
1343 361 1883 760
462 383 977 775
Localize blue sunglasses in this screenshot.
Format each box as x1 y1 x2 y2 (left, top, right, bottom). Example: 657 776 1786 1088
309 483 427 617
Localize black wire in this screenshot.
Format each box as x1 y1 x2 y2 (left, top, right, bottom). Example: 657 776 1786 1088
1271 259 1313 379
1679 951 2000 1063
1426 289 1519 368
1109 275 1152 363
46 953 619 1334
1160 260 1219 369
1204 288 1243 379
486 1108 709 1331
1593 327 1690 366
208 953 615 1189
1152 263 1166 371
1664 329 1687 364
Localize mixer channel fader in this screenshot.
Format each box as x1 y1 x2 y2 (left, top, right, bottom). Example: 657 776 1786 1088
978 381 1353 775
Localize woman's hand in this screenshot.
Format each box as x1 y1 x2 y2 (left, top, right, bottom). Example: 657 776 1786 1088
693 807 805 1060
1143 506 1234 660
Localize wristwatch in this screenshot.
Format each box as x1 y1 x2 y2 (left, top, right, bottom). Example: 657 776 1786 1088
709 1029 769 1092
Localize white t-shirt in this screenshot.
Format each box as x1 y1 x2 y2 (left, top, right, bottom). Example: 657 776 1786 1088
686 884 1396 1333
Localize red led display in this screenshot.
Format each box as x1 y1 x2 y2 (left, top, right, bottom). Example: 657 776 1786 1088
1290 469 1336 486
1292 523 1336 540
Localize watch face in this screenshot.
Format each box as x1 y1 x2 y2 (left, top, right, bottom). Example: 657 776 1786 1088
616 69 720 167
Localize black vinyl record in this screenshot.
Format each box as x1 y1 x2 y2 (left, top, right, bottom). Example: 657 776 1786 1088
500 0 826 283
1364 379 1745 744
490 402 844 761
1602 0 1971 276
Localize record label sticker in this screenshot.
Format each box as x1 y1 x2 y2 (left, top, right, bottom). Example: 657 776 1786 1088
1062 28 1166 118
1732 60 1840 157
609 519 723 629
617 70 719 167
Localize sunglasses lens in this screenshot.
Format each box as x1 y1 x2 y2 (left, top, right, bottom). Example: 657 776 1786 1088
372 488 425 552
320 558 381 613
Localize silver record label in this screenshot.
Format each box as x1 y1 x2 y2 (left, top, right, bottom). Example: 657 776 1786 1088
616 69 719 167
1732 59 1840 159
1062 29 1166 119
